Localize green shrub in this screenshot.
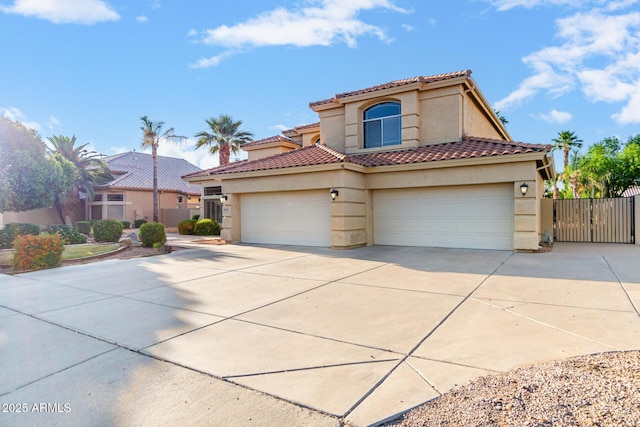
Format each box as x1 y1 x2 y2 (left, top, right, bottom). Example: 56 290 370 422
139 222 166 248
76 221 92 236
194 219 220 236
121 220 131 229
134 219 147 228
0 223 41 249
192 214 200 220
13 234 64 271
48 224 87 245
178 219 197 235
93 219 124 242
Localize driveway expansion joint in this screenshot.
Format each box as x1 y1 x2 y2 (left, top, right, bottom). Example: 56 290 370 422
603 255 640 317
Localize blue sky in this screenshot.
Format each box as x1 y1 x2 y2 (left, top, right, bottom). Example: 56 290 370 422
1 0 639 170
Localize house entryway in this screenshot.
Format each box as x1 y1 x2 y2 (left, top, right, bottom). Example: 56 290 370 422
204 199 223 224
554 197 635 243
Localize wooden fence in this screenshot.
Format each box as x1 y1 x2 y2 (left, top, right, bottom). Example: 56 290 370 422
554 197 635 243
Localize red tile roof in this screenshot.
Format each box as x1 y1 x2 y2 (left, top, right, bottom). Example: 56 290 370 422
282 122 320 134
310 70 472 107
241 135 298 148
184 144 345 177
350 137 551 167
185 136 551 179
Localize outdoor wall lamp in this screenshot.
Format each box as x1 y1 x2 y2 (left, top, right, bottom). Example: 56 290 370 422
220 194 228 203
330 189 339 201
520 182 529 197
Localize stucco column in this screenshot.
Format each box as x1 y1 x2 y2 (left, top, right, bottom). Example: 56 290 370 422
513 181 539 251
635 195 639 246
220 194 240 242
330 187 367 249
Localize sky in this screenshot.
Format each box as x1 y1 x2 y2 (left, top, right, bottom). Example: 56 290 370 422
1 0 640 171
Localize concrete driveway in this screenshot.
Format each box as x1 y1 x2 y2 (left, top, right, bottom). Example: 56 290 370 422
1 242 639 426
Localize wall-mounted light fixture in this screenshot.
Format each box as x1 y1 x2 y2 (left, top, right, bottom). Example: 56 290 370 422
520 182 529 197
330 189 339 202
220 194 228 203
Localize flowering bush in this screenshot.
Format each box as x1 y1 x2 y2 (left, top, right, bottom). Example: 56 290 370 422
0 223 41 249
93 219 124 242
13 234 64 271
49 224 87 245
139 222 166 248
194 219 220 236
178 219 197 235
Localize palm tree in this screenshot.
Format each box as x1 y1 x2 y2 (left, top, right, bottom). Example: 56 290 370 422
552 130 583 170
48 135 112 223
194 114 253 165
140 116 186 222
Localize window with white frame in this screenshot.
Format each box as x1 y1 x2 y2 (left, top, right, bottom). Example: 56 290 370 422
363 102 401 148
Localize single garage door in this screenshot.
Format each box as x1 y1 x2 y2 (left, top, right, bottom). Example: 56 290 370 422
241 190 331 246
374 184 514 250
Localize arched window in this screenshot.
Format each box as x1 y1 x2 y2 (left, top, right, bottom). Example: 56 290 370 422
363 102 401 148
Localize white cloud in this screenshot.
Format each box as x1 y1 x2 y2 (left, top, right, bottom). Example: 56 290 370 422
486 0 584 11
271 124 289 132
401 23 415 31
47 115 61 129
189 50 238 69
536 109 573 123
138 138 222 170
198 0 407 49
0 0 120 24
136 15 148 23
0 106 41 131
493 4 640 124
428 18 437 26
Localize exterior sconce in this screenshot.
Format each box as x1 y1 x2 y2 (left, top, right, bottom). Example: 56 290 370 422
520 183 529 197
330 189 339 202
220 194 228 203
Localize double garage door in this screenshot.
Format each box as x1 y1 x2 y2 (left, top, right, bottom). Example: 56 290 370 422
374 184 514 250
240 184 514 250
241 191 331 246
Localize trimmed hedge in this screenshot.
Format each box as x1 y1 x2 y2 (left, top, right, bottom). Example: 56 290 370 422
121 220 131 229
139 222 166 248
178 219 197 235
93 219 124 243
76 221 92 236
134 219 147 228
0 223 41 249
194 219 220 236
48 224 87 245
13 234 64 271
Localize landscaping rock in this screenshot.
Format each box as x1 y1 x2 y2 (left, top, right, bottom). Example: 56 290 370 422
119 238 133 248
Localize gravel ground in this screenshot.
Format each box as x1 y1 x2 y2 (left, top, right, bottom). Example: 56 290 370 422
386 351 640 427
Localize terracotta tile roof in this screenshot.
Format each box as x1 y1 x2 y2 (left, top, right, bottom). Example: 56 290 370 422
189 144 345 176
98 151 202 194
241 135 298 148
186 137 551 179
350 137 551 167
310 70 472 107
282 122 320 134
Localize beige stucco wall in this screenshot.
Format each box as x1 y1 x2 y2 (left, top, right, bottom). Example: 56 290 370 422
90 189 191 224
419 86 463 144
212 158 544 251
1 207 65 230
540 198 554 243
247 145 297 161
318 106 346 152
464 92 503 140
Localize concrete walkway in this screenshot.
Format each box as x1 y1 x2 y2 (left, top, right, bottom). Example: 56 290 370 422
1 242 639 426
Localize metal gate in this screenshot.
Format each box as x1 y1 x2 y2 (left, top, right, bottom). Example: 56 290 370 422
554 198 635 243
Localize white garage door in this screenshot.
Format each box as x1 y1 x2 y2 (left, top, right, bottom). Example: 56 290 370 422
241 191 330 246
374 184 514 250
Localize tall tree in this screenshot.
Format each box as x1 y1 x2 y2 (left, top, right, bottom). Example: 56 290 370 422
140 116 185 222
552 130 583 170
194 114 253 165
47 135 112 223
0 117 74 212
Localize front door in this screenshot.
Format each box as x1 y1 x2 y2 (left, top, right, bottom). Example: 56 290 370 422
205 199 222 224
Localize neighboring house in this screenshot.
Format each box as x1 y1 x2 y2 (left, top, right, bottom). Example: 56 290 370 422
183 70 555 251
92 151 202 225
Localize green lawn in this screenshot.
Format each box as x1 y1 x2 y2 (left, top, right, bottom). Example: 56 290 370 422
0 243 120 265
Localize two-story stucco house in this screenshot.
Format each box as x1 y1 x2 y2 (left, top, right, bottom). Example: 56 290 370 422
183 70 555 251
